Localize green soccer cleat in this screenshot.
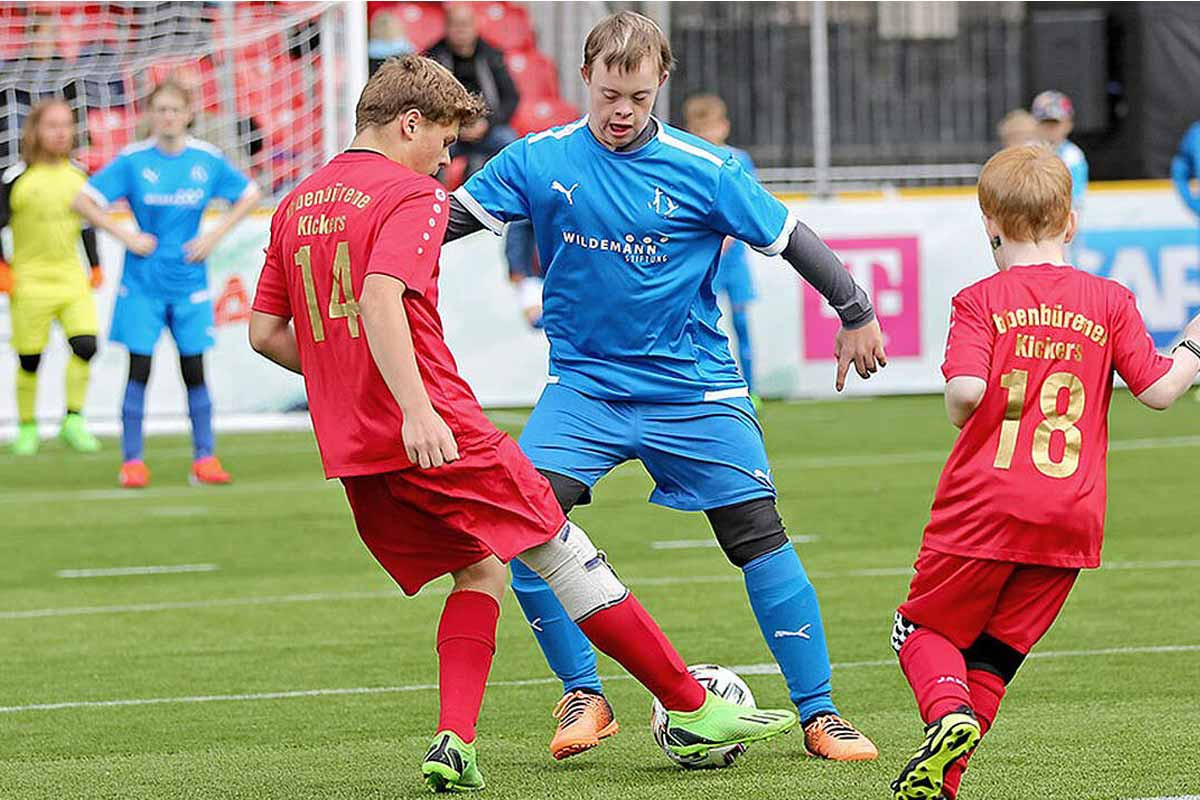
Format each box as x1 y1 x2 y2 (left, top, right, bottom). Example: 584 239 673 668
421 731 485 793
59 413 101 453
11 422 39 456
662 692 798 759
891 708 981 800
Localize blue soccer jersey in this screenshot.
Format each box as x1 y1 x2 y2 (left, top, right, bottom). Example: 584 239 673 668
456 117 795 402
83 137 252 298
1057 140 1088 209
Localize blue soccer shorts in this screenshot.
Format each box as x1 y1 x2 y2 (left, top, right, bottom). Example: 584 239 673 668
518 383 775 512
109 285 215 356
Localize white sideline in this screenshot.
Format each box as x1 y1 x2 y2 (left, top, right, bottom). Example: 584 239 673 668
650 535 818 550
56 564 219 579
0 643 1195 715
4 560 1198 620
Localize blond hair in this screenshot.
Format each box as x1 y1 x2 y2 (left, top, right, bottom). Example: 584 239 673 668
20 98 75 164
147 79 193 110
978 145 1073 243
682 94 727 128
355 55 486 133
996 109 1036 141
583 11 674 75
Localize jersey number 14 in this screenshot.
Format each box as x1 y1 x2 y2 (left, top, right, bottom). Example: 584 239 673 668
293 243 361 342
993 369 1086 479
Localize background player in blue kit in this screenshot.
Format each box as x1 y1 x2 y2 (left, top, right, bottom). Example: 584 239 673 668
684 93 760 402
446 11 887 763
74 80 261 488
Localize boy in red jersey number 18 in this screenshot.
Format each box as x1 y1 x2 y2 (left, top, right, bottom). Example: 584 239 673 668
247 56 796 794
890 145 1200 800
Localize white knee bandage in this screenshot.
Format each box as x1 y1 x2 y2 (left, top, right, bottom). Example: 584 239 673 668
517 522 628 622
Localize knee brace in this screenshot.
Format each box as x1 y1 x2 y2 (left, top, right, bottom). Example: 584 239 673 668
128 354 152 384
537 469 590 513
18 353 41 373
962 633 1026 684
516 522 628 622
179 354 205 388
705 497 789 568
891 611 919 655
67 335 97 362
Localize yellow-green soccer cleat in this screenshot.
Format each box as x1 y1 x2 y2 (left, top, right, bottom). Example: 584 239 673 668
662 691 798 759
11 422 39 456
59 413 101 453
421 731 485 793
891 708 981 800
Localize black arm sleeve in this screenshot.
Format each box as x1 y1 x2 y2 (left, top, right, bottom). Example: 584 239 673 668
444 194 489 243
781 221 875 329
81 226 101 267
0 172 12 263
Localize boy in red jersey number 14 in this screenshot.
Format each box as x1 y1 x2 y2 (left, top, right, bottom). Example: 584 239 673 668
889 145 1200 800
247 56 796 794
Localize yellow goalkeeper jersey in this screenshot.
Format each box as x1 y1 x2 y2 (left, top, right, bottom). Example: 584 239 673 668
0 159 99 292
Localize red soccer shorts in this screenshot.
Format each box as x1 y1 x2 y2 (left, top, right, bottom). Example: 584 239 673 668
340 433 567 595
898 546 1080 654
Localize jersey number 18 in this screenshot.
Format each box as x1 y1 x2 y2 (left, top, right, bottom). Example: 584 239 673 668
993 369 1086 479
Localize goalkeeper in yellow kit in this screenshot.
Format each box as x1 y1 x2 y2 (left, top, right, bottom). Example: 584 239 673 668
0 99 103 455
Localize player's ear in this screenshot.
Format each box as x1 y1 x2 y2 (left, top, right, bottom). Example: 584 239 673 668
1063 209 1079 245
658 71 669 87
981 214 1000 239
580 64 591 85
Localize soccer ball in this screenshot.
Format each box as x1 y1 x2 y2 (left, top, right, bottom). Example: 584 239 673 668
650 663 756 769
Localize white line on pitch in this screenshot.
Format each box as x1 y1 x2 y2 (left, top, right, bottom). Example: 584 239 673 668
650 535 818 550
0 643 1194 715
6 559 1198 620
56 564 220 579
1126 796 1200 800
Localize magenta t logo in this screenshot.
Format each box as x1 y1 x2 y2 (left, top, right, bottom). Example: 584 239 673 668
802 236 922 360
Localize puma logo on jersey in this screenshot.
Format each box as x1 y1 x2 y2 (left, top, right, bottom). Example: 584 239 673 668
773 624 812 640
650 186 679 217
753 468 774 487
551 180 579 205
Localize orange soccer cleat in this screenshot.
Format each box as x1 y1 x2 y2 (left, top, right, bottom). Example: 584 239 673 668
119 459 151 489
190 455 231 486
549 690 619 760
804 713 879 761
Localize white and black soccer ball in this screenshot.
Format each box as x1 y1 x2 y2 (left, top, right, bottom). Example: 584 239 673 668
650 663 756 769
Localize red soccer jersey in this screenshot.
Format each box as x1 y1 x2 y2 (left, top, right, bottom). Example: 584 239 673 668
252 149 498 478
924 263 1172 568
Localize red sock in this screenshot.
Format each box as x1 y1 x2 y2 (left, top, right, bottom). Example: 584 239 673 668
942 669 1007 799
898 627 972 723
577 594 706 712
435 590 500 743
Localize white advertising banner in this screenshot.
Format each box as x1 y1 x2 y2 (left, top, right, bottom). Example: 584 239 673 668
1 185 1197 424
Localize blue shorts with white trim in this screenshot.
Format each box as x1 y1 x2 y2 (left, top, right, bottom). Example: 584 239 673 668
518 382 775 512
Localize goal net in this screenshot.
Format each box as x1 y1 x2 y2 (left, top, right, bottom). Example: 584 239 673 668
0 1 366 200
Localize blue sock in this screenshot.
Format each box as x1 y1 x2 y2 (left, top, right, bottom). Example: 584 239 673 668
121 380 147 462
187 384 214 459
510 558 603 694
731 308 755 394
743 543 837 722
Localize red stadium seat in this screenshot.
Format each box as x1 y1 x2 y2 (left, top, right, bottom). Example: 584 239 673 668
370 2 445 53
146 58 220 113
505 48 559 103
83 106 136 172
474 2 533 53
511 97 580 137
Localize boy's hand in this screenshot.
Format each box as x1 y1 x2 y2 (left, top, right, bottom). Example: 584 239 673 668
402 405 460 469
835 319 888 392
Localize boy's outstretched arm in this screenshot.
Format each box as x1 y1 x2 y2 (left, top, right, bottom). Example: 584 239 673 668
1136 315 1200 410
945 376 987 428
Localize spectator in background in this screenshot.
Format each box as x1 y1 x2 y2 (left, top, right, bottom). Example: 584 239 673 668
427 3 520 177
684 93 761 404
429 3 539 330
1032 90 1087 210
997 109 1037 149
367 10 414 76
1170 120 1200 220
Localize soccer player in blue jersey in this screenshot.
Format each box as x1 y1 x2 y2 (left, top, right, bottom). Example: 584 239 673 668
73 80 261 488
445 11 886 762
684 92 761 402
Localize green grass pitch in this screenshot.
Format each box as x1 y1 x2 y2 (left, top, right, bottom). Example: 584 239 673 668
1 393 1197 799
